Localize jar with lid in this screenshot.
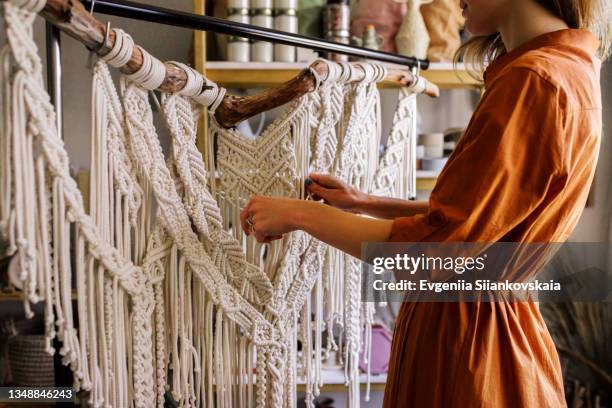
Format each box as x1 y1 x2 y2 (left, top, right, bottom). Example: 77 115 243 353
323 0 350 62
251 0 273 62
227 0 250 62
273 0 298 62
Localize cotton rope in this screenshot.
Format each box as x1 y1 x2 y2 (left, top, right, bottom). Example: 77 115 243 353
100 28 135 68
160 91 273 306
210 92 312 284
125 46 166 90
169 75 319 407
1 4 421 403
372 87 418 199
0 3 152 408
91 60 156 407
296 59 346 407
334 61 385 408
120 77 292 407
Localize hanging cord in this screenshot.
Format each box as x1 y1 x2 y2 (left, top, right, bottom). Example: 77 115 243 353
100 28 134 68
312 58 342 85
167 61 203 97
194 78 226 114
125 46 166 90
372 62 388 83
408 60 427 93
166 61 228 113
338 62 353 84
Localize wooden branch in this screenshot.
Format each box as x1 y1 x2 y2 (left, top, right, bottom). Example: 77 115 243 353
38 0 190 91
216 68 316 128
215 61 439 128
311 60 440 98
3 0 439 129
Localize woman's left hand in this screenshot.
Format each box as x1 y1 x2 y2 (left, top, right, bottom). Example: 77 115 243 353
240 195 303 243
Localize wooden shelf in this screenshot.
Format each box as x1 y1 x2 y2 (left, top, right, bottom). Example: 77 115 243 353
0 290 24 301
416 170 440 190
0 289 77 302
205 61 481 90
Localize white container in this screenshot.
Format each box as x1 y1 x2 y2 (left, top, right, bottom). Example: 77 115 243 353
296 47 318 62
227 7 250 62
251 0 273 62
228 0 249 8
274 0 297 62
418 132 444 146
415 145 425 159
251 41 273 62
228 39 250 62
421 157 448 172
423 145 444 158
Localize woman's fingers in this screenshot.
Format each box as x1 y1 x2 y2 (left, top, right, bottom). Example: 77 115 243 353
309 173 343 189
254 228 267 243
308 182 332 200
259 235 283 243
252 219 283 243
310 193 323 201
240 195 293 242
240 199 256 236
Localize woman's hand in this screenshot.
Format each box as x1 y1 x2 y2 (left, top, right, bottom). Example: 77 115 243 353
240 194 393 258
240 196 304 243
306 173 369 213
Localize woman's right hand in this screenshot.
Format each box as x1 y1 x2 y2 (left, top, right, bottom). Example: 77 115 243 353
306 173 369 213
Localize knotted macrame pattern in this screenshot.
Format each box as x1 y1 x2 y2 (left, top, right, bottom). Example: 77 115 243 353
1 3 421 405
0 3 154 407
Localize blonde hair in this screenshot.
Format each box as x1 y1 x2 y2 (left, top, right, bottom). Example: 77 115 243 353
454 0 612 79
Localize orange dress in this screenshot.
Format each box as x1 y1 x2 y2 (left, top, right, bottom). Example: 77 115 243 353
383 29 602 407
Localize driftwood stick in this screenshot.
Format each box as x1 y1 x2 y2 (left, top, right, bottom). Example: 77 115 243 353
217 67 317 128
38 0 191 91
216 61 439 128
2 0 438 128
311 59 440 98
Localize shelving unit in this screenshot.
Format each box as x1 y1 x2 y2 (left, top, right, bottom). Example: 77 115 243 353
0 290 24 301
0 289 77 301
206 61 481 90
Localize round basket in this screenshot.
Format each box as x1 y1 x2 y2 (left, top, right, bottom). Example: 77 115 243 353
7 335 54 386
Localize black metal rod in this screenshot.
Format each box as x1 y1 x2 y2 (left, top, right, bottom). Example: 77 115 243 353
45 22 63 139
81 0 429 69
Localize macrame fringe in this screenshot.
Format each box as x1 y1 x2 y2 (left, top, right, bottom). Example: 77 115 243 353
1 3 152 408
1 5 419 404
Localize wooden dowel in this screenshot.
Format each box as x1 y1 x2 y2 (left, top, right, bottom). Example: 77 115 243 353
216 62 439 128
38 0 191 91
3 0 438 129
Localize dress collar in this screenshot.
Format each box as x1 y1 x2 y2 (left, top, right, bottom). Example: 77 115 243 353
484 29 600 86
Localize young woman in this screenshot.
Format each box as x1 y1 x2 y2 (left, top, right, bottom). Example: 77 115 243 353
240 0 610 405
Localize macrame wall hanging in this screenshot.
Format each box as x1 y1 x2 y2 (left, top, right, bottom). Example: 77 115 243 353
210 59 396 408
0 2 155 408
372 87 418 199
1 1 423 406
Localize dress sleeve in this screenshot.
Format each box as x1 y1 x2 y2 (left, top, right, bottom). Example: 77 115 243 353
390 67 566 243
